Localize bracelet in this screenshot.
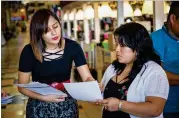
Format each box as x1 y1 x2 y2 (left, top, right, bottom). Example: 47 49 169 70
118 101 123 111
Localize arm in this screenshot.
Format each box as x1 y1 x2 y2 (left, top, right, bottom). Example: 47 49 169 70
76 64 95 82
165 70 179 85
121 96 166 117
1 90 7 98
18 71 66 102
100 96 166 117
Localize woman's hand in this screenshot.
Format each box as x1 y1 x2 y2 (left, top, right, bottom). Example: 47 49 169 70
42 94 67 103
96 97 121 111
1 90 7 98
98 83 104 92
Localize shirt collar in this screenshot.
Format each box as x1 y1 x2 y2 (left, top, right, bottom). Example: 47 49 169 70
162 23 179 42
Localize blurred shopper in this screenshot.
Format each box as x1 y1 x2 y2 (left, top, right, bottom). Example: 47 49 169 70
102 33 109 50
18 9 95 118
151 2 179 118
1 90 7 98
1 32 6 46
97 23 169 118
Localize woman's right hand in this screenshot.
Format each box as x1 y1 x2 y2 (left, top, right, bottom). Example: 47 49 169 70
42 94 67 103
98 83 104 92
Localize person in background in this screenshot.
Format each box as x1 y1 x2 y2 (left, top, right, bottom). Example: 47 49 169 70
1 32 6 46
18 9 95 118
1 90 7 98
97 23 169 118
150 2 179 118
102 33 109 50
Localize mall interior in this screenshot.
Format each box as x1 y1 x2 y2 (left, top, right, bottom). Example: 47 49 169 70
1 1 176 118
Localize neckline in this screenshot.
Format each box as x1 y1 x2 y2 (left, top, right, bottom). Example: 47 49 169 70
46 45 58 50
109 79 130 86
43 39 66 62
162 24 179 42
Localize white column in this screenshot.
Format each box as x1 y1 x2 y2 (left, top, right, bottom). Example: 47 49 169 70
94 3 100 43
73 9 77 41
67 11 71 38
61 10 65 37
83 4 90 44
6 10 11 27
117 0 124 27
153 1 165 31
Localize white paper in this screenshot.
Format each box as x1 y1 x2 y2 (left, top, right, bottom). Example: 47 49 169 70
63 81 103 102
1 95 14 101
16 82 49 88
1 95 14 105
16 82 67 96
27 86 67 96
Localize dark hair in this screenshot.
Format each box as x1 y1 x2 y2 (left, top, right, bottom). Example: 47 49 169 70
167 1 179 21
112 22 161 81
30 9 62 62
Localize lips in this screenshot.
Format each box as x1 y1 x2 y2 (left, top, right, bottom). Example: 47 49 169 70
52 36 59 40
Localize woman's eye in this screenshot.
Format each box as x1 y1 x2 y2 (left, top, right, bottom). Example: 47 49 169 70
47 28 51 32
53 25 58 28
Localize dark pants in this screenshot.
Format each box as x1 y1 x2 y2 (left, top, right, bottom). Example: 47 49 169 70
164 112 179 118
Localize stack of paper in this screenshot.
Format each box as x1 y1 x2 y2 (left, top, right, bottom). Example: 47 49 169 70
1 95 14 105
16 81 103 102
16 82 67 96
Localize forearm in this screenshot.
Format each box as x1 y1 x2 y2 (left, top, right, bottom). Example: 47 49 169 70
77 65 95 82
165 71 179 85
18 87 45 101
121 101 162 117
169 80 179 85
85 76 95 82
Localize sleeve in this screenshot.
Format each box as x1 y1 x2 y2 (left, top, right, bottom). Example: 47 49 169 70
18 44 36 72
150 32 165 61
73 42 87 67
144 72 169 100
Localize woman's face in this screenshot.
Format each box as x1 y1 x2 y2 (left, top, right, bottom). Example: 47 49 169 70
42 16 61 46
115 36 136 64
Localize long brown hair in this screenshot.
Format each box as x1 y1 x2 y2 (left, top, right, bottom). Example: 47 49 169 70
30 9 63 62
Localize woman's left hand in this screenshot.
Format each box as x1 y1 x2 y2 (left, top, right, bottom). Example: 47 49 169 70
97 97 120 111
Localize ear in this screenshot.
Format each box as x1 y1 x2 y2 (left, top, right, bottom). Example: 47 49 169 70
170 14 176 25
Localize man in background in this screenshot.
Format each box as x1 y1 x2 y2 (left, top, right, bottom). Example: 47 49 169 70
151 1 179 118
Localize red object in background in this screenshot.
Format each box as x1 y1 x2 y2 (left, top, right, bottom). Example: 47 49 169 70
85 52 89 59
21 15 25 20
50 80 70 90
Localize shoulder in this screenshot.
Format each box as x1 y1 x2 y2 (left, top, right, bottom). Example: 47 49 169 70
21 44 33 54
151 29 164 38
64 38 79 47
20 44 36 60
141 61 167 80
64 38 82 52
144 61 165 74
104 64 116 74
150 29 166 41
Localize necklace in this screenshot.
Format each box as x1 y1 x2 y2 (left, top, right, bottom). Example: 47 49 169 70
46 45 58 50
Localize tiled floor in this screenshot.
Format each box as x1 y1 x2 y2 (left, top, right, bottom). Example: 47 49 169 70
1 32 102 118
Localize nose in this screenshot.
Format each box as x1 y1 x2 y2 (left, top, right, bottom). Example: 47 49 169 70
51 29 56 35
116 45 121 53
